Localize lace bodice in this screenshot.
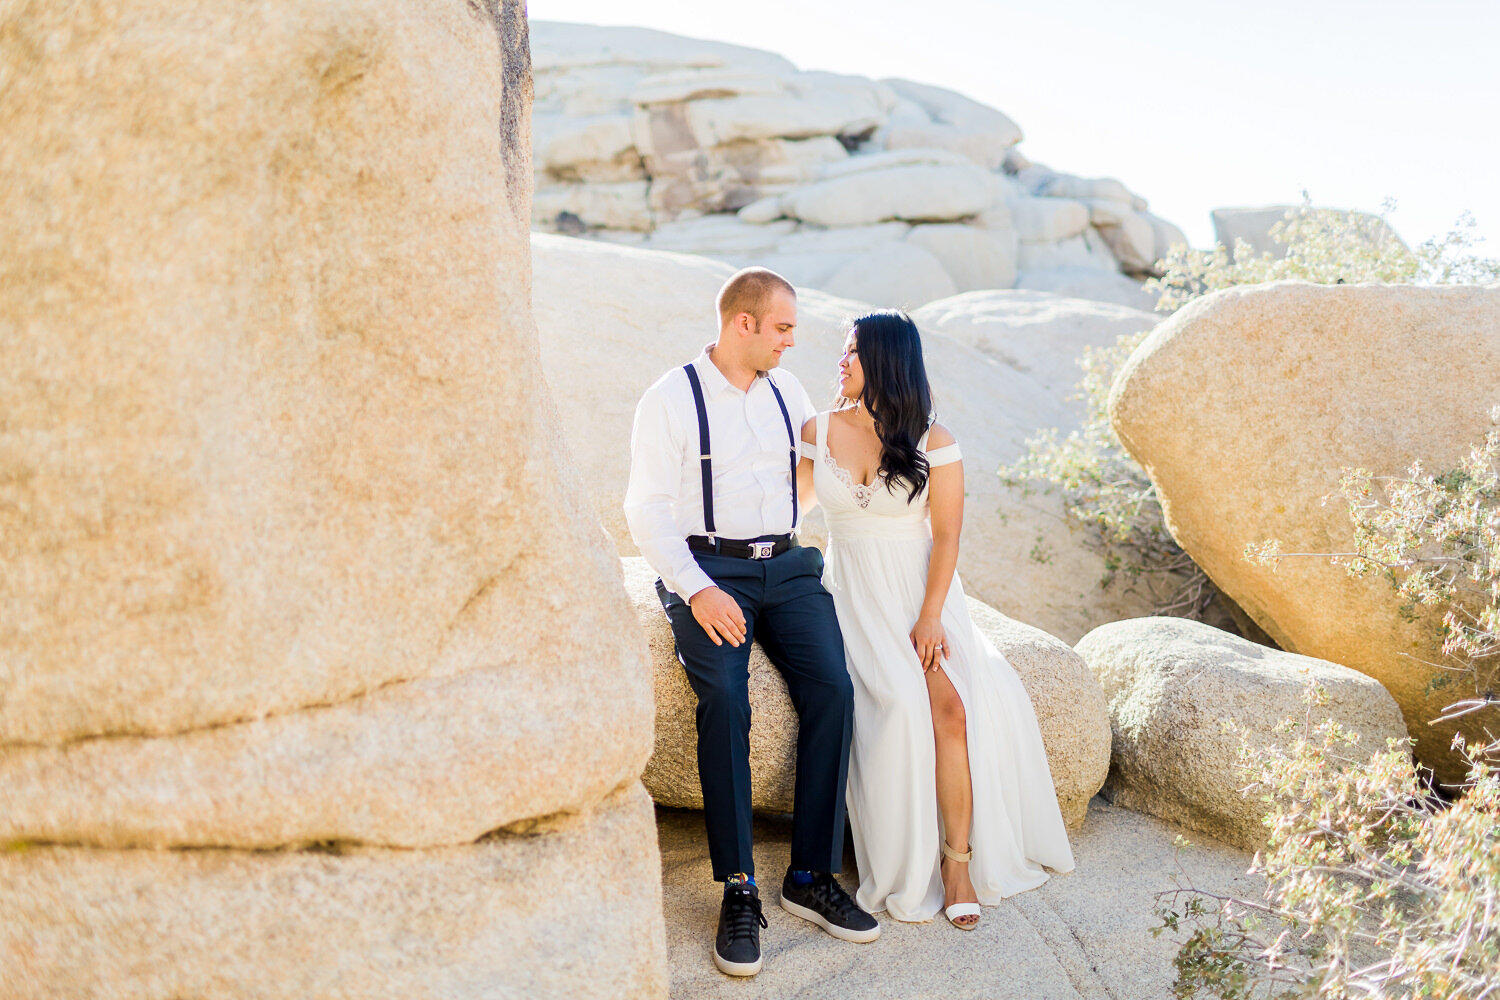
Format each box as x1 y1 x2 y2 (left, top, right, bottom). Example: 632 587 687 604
803 411 962 536
822 449 881 509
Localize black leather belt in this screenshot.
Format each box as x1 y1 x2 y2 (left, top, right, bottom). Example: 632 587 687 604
688 534 794 560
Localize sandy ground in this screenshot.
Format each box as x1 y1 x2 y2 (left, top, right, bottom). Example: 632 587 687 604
657 798 1261 999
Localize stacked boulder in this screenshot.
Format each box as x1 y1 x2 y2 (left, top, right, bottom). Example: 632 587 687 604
1076 617 1407 850
1109 281 1500 789
530 22 1184 310
0 2 665 997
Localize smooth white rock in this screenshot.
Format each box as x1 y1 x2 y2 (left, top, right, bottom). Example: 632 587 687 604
534 65 646 117
530 21 796 75
737 194 786 224
1146 212 1190 261
913 289 1158 397
533 114 640 177
677 77 888 147
820 242 958 308
1017 232 1119 273
1015 267 1162 312
643 215 795 255
1083 198 1135 227
883 78 1024 141
907 224 1018 292
817 147 976 180
1009 197 1091 243
773 221 913 255
716 251 853 290
1038 173 1138 204
782 163 994 227
533 181 652 232
1092 210 1159 273
631 68 786 105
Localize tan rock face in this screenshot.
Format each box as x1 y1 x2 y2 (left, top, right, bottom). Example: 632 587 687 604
0 631 651 848
1 2 667 994
0 0 651 849
1109 282 1500 786
628 557 1110 828
0 784 668 1000
0 0 615 745
1075 616 1408 851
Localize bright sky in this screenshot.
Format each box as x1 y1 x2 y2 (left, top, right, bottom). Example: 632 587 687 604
527 0 1500 256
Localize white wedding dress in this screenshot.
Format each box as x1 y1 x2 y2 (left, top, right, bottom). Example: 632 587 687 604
804 411 1075 921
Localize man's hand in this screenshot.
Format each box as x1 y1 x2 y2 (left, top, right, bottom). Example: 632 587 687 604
689 586 747 647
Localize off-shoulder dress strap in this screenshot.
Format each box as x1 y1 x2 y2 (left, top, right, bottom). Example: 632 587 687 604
797 411 829 461
926 442 963 467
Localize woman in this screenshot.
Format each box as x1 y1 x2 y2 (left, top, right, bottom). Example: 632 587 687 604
796 310 1074 928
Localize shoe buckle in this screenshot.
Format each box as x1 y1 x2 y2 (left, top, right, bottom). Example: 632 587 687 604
749 541 775 560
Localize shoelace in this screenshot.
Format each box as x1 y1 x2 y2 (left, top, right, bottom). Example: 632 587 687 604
724 887 768 943
809 873 862 921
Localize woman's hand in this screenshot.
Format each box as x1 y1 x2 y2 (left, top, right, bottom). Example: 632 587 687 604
910 614 947 673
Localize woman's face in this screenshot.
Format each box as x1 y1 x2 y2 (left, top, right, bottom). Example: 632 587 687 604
838 328 864 402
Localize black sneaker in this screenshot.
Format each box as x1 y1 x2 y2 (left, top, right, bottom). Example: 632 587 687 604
714 882 768 977
779 870 881 943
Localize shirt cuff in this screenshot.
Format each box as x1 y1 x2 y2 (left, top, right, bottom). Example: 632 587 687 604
673 563 717 602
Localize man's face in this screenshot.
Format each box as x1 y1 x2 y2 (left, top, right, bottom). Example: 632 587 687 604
749 289 797 370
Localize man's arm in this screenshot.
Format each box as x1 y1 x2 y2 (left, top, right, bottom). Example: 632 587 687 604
624 381 747 648
623 383 714 601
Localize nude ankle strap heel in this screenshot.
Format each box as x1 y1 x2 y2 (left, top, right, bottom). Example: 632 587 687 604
941 841 980 929
941 841 972 863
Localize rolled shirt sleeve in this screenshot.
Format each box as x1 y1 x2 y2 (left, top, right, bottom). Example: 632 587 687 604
623 381 715 601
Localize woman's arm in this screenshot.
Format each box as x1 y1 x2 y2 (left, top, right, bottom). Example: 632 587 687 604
912 424 963 671
797 416 820 513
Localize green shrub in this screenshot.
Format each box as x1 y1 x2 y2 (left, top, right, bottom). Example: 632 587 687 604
1001 199 1500 621
1153 684 1499 999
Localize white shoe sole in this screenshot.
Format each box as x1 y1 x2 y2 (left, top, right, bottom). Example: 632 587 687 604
713 948 762 977
779 896 881 943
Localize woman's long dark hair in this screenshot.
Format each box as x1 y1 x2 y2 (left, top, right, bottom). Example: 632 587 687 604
841 310 933 502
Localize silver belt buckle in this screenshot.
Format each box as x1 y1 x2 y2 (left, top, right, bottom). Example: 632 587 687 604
750 541 776 560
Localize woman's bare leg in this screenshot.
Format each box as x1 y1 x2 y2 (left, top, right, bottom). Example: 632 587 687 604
926 665 978 926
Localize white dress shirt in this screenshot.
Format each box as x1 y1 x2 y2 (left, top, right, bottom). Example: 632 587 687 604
624 347 817 599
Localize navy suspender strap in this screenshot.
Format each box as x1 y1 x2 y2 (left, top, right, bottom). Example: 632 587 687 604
765 376 799 534
682 364 716 538
682 362 800 542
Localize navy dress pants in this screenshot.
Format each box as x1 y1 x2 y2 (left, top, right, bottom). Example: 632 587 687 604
657 544 854 882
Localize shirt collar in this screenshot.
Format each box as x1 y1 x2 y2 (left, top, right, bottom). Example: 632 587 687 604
693 344 768 397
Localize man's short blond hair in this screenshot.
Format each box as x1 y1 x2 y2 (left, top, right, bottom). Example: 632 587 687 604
716 267 795 327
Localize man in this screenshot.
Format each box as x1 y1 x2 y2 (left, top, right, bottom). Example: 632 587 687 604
625 267 879 977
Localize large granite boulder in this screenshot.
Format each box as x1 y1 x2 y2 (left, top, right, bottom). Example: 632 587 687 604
627 558 1109 828
1109 282 1500 788
533 234 1168 643
1 785 665 1000
0 1 663 994
1076 617 1408 850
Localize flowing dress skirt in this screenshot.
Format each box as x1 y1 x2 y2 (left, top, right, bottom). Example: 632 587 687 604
824 531 1076 921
